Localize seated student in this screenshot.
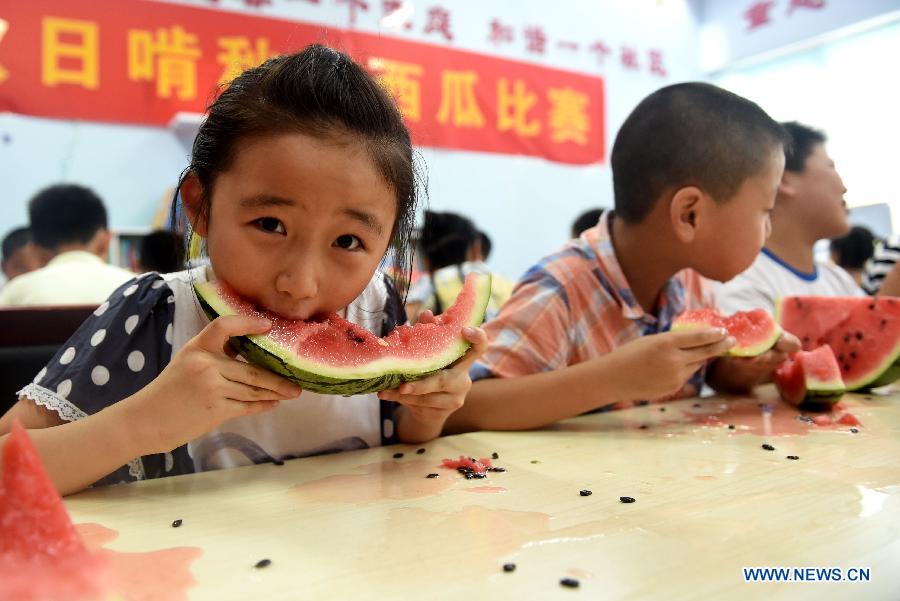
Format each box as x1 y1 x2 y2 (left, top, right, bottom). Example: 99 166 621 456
440 82 800 432
717 122 862 315
1 226 43 285
0 185 135 306
830 225 875 288
405 211 513 323
571 208 606 238
134 229 185 274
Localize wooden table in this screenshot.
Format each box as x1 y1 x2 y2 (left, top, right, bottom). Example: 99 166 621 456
66 386 900 601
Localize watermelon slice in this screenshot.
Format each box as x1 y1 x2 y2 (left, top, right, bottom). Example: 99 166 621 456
195 272 492 395
777 296 900 390
672 308 781 357
773 345 846 408
0 421 108 601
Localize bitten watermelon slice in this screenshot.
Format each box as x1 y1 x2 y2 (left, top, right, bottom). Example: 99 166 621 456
777 296 900 390
773 345 846 408
672 308 781 357
0 421 108 601
195 272 492 395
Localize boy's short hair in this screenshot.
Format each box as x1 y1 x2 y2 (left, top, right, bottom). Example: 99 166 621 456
611 82 786 223
781 121 826 173
2 227 32 261
28 184 108 250
139 229 185 273
477 230 492 261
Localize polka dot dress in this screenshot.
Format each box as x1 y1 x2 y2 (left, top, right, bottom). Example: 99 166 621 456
17 273 193 485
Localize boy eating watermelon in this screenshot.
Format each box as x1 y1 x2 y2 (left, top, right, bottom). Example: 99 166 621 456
443 83 801 432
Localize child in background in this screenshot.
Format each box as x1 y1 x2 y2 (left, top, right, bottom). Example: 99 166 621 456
0 45 486 495
0 226 43 284
830 225 875 288
570 208 606 238
444 83 800 432
405 210 513 323
133 229 186 274
717 122 863 314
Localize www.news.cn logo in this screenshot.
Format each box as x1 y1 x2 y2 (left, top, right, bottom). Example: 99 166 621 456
743 567 871 582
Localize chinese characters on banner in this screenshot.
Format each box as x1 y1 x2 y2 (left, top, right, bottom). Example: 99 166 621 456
0 0 605 165
744 0 827 31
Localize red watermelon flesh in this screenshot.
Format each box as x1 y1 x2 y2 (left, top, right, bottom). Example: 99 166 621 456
441 456 494 474
194 272 492 395
773 345 845 408
777 296 900 390
672 308 781 357
0 421 108 601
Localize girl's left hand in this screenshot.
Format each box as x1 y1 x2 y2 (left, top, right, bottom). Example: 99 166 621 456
378 316 488 439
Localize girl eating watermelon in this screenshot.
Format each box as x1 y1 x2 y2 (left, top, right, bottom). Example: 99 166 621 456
0 45 487 495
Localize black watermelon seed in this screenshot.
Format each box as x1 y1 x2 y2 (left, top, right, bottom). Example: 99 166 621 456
692 402 701 408
762 444 775 451
503 563 516 573
786 455 799 460
843 334 851 343
255 559 272 569
637 399 650 406
473 473 487 479
171 519 182 528
492 452 500 459
797 415 814 424
489 467 507 472
728 424 735 430
426 473 439 478
856 332 863 340
838 353 845 362
560 578 580 588
579 489 592 497
869 303 876 310
850 428 859 433
659 407 666 412
392 452 404 459
850 351 857 359
530 460 540 464
638 424 648 429
416 448 426 454
272 459 285 466
469 457 477 462
620 496 636 503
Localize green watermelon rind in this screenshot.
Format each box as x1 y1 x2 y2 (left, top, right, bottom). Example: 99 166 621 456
671 318 781 357
195 274 492 395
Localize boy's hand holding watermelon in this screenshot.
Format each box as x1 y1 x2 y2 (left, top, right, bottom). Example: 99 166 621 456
707 331 801 393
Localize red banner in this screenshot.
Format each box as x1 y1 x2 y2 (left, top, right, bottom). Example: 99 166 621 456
0 0 605 165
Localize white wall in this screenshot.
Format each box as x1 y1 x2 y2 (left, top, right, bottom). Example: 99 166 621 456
0 0 702 281
712 18 900 236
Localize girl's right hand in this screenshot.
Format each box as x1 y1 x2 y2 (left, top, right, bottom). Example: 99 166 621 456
124 315 302 454
605 328 734 402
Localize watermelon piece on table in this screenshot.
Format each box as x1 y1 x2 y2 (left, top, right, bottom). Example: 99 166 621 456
194 272 492 395
672 308 781 357
773 345 845 408
0 421 108 601
777 296 900 390
441 456 494 474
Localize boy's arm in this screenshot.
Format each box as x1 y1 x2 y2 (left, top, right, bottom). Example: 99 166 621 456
445 328 734 433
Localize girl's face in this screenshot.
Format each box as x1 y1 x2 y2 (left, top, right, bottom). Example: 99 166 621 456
186 133 397 319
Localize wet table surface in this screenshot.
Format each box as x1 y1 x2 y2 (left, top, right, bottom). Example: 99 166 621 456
66 385 900 601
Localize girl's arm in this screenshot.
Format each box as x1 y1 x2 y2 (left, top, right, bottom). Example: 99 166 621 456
0 315 302 496
443 328 733 433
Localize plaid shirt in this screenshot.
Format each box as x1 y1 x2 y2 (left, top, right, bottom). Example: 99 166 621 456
470 212 718 410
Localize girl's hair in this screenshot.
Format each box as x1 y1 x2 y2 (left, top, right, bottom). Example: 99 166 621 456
172 44 421 298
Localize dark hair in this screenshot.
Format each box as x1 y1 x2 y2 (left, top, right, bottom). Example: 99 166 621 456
175 44 420 297
830 225 875 270
478 230 492 261
2 226 32 261
139 230 185 274
29 184 108 250
571 208 605 237
781 121 826 173
611 82 787 223
419 211 478 270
